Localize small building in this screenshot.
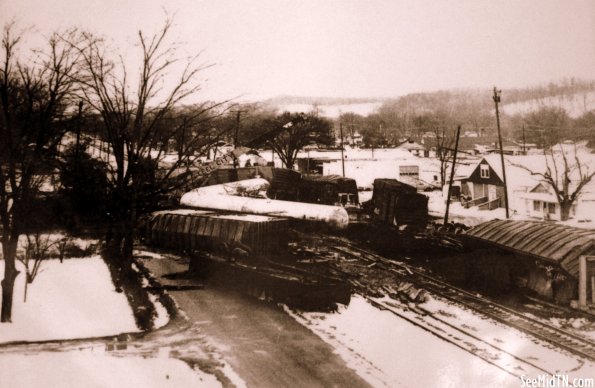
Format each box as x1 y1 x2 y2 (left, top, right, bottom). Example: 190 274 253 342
464 219 595 305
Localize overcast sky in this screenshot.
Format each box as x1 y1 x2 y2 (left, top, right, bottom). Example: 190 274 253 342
2 0 595 101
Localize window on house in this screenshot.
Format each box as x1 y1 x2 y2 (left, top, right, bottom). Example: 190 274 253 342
533 200 541 211
480 164 490 179
548 203 556 214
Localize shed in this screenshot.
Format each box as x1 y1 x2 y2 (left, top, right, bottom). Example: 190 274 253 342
464 219 595 303
465 220 595 278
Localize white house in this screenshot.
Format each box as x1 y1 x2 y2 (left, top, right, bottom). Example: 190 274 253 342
518 181 595 222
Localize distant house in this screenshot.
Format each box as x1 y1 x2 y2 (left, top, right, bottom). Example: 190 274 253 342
345 130 363 147
462 130 480 137
397 140 428 157
423 135 525 156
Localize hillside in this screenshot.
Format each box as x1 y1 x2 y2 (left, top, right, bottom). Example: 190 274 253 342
263 96 385 118
501 90 595 118
262 80 595 120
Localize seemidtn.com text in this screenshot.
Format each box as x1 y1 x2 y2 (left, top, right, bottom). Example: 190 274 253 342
521 374 594 388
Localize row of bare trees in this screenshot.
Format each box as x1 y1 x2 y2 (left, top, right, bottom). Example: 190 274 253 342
0 18 229 322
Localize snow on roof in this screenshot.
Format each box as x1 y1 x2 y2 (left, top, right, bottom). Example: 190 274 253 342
485 155 542 188
397 140 426 151
453 162 476 179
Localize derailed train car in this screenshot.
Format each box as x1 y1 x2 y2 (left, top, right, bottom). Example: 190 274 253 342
366 178 429 229
141 209 351 310
298 175 359 206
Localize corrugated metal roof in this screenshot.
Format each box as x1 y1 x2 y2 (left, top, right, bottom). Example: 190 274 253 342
464 219 595 278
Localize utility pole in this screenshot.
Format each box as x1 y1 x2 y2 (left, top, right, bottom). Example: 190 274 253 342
522 124 526 153
75 100 83 160
444 125 461 225
493 87 509 218
234 110 242 148
339 120 345 177
232 109 246 168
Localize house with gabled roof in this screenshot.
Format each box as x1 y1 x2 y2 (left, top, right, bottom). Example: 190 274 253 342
460 158 504 205
454 155 538 212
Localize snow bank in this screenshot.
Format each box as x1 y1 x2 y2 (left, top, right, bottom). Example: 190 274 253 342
0 256 139 343
0 349 221 388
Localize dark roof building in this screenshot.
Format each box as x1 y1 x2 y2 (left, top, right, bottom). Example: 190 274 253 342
465 219 595 278
464 219 595 304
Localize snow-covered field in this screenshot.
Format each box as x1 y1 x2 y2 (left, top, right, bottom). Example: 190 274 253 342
0 257 142 343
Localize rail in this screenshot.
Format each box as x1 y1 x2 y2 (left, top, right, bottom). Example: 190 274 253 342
323 236 595 363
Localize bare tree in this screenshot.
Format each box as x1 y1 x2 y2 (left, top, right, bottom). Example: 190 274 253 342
69 17 229 260
249 112 333 169
513 143 595 221
0 23 80 322
434 127 456 186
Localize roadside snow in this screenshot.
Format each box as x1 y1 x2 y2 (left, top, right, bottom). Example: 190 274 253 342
0 256 140 343
148 293 170 330
0 348 220 388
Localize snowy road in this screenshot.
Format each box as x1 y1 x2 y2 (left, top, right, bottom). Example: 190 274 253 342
169 285 370 388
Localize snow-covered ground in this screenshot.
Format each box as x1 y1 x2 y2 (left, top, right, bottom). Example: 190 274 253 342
0 257 142 343
0 246 229 388
427 190 508 226
0 348 221 388
288 295 595 388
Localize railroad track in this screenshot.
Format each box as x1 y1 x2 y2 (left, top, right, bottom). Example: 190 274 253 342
322 235 595 363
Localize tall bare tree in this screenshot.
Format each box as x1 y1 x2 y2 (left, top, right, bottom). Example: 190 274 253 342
69 17 228 260
514 143 595 221
433 126 456 186
0 23 80 322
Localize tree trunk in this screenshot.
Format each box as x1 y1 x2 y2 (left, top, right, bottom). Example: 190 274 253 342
1 239 20 322
560 202 571 221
